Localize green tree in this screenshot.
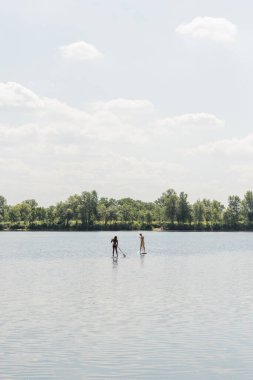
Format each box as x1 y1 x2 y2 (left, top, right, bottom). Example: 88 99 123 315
119 203 133 223
9 205 21 223
153 203 164 224
98 197 112 226
158 189 178 224
146 211 153 224
193 200 205 225
176 192 192 224
36 207 47 222
118 198 138 224
211 200 224 225
242 191 253 224
22 199 38 225
19 203 31 224
46 206 56 224
79 191 98 226
66 194 81 225
55 202 73 226
0 195 7 222
202 199 212 225
224 195 241 227
107 204 118 224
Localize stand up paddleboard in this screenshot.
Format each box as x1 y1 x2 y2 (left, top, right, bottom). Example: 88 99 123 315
139 251 148 254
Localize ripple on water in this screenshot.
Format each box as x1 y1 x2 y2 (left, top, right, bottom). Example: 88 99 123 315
0 232 253 379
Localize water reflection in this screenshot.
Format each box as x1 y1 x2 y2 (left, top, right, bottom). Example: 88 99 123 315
140 253 145 266
112 255 118 267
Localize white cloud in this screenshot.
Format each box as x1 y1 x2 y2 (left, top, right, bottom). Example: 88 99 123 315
0 82 43 108
0 82 224 203
0 82 154 144
189 134 253 156
87 98 155 134
176 17 238 43
0 83 225 142
0 83 224 149
0 82 85 119
59 41 103 61
93 98 154 111
157 113 224 130
229 164 253 183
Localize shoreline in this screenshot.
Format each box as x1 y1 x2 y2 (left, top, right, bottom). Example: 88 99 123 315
1 228 252 233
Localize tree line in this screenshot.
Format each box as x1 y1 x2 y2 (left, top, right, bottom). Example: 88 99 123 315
0 189 253 231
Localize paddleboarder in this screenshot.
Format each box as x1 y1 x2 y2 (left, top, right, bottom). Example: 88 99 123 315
111 236 118 256
139 233 145 253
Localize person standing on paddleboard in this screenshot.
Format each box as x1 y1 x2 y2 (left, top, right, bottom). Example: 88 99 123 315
111 236 118 257
139 233 145 253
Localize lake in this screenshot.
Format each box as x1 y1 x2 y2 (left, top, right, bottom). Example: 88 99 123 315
0 231 253 379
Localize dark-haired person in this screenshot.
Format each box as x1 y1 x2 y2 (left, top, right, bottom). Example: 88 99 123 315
111 236 118 256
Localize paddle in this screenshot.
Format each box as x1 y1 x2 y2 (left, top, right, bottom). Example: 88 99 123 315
118 246 126 257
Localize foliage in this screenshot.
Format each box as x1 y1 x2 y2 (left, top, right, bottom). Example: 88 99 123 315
1 189 253 231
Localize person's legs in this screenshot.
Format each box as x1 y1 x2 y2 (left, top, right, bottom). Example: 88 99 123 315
113 245 118 256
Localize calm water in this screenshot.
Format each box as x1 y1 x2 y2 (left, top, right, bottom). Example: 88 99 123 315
1 231 253 379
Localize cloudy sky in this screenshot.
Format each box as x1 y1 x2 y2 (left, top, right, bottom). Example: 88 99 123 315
1 0 253 205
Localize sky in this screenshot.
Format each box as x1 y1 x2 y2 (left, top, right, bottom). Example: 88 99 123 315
1 0 253 205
